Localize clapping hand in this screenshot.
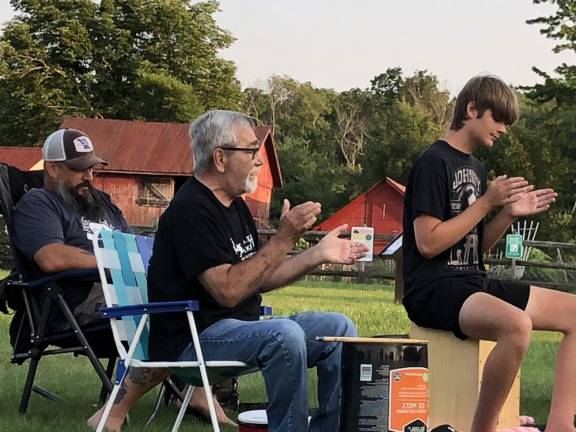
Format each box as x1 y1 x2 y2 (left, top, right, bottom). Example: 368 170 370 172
485 175 530 208
506 188 557 218
276 199 321 244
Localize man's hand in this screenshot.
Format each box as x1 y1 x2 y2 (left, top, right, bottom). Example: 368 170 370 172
505 188 557 218
316 224 370 264
484 175 530 208
275 199 321 244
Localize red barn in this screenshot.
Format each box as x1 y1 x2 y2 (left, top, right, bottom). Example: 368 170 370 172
315 177 405 252
0 118 283 230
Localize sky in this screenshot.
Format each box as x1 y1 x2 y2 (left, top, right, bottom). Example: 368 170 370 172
1 0 574 95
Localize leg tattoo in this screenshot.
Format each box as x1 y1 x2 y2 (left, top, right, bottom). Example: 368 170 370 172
112 368 167 406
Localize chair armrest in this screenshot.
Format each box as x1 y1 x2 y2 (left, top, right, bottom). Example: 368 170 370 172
260 306 273 316
100 300 199 318
8 268 100 290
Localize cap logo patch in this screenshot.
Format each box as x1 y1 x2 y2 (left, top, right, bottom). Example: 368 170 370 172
73 136 94 153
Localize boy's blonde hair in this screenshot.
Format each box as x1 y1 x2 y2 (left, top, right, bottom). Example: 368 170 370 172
450 75 519 131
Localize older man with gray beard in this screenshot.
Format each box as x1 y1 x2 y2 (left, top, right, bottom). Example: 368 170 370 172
144 110 368 432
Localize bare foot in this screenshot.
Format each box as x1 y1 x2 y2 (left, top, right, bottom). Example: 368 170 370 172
518 416 535 426
86 406 125 432
187 387 237 427
498 427 540 432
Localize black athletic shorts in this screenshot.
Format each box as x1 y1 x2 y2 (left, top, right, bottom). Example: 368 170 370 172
403 277 531 340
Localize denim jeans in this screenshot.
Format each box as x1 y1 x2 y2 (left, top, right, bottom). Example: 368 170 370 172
177 311 357 432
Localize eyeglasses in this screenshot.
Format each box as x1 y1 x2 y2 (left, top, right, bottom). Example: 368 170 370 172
219 146 261 160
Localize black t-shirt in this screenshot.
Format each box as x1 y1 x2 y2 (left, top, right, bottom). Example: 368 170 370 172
13 187 130 308
402 140 487 301
147 177 260 361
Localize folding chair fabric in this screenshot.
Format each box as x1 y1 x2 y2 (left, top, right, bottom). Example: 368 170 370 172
98 229 149 361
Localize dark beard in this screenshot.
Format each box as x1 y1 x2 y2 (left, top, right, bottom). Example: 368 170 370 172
57 182 107 221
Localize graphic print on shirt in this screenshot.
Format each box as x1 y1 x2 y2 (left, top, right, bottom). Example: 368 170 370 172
448 167 481 269
81 218 116 241
230 234 256 260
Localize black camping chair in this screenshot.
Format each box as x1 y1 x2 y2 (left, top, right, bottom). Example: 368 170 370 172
0 163 115 414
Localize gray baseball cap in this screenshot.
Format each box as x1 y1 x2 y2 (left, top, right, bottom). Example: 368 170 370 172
42 128 107 170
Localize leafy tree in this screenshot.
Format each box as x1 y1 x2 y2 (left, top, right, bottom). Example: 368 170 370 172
244 70 454 221
243 77 348 219
526 0 576 107
0 0 241 146
270 136 360 223
521 0 576 239
132 67 204 122
403 70 452 130
244 75 336 147
357 68 452 188
370 67 404 101
0 0 96 145
334 97 366 171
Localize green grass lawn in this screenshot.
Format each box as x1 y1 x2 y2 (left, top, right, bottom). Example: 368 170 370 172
0 280 560 431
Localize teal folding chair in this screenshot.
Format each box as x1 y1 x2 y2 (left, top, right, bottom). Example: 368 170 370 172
91 227 270 432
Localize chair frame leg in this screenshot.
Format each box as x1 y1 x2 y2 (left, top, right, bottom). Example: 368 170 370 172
32 385 67 403
95 381 123 432
97 314 148 432
99 357 116 406
185 311 220 432
172 386 204 432
19 293 53 414
19 356 39 414
165 378 187 404
142 383 166 430
56 294 113 393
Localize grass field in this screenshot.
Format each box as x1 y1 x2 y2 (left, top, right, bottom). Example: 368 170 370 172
0 280 561 431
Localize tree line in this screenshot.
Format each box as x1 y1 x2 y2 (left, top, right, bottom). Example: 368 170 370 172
1 0 575 240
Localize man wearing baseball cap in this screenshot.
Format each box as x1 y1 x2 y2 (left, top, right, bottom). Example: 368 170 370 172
14 128 122 329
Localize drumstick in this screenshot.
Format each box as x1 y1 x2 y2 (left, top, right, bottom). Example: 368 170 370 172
316 336 427 344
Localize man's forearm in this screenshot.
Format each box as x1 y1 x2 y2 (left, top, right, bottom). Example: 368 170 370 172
199 235 294 307
34 243 97 272
200 200 323 307
482 208 515 253
259 246 324 292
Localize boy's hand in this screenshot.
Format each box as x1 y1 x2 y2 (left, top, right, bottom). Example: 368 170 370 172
485 175 530 208
506 189 557 218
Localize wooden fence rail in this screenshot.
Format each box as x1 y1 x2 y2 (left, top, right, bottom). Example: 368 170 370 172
1 229 574 293
485 259 576 271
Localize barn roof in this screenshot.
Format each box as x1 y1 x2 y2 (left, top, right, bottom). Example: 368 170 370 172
385 177 406 194
58 117 283 186
0 147 42 171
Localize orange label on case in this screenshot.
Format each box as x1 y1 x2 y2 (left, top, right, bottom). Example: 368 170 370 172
389 367 429 432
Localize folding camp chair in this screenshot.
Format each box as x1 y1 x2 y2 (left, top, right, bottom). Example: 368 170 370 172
0 163 115 413
92 227 271 432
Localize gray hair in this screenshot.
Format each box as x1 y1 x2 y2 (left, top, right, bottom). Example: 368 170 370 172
189 110 255 174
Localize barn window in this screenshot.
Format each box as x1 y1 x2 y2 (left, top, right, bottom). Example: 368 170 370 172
382 204 386 219
137 177 171 207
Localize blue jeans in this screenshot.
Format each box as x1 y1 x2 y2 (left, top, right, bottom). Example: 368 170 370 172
177 311 357 432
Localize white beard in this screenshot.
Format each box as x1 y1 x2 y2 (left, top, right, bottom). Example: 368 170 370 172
244 175 258 194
